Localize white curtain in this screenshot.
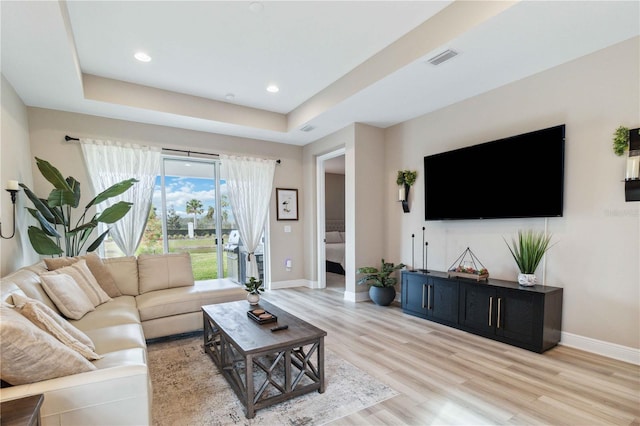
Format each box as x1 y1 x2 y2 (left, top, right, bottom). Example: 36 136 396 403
221 155 276 281
80 139 161 256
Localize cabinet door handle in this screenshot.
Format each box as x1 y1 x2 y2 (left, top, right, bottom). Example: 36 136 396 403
427 285 432 310
488 296 493 327
421 284 426 309
497 297 502 329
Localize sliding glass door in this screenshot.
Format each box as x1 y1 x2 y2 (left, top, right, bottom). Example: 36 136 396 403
157 157 236 280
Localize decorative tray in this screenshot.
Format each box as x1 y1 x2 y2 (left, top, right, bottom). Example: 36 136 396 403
247 309 278 324
447 247 489 282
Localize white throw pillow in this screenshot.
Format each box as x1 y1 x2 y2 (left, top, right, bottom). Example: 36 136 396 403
0 304 96 385
12 293 101 360
42 259 111 307
40 273 95 320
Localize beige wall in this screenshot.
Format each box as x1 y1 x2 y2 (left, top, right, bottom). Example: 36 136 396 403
25 108 305 284
325 173 345 221
0 75 39 275
385 37 640 349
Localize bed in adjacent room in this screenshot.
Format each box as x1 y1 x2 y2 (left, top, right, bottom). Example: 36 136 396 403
325 220 345 275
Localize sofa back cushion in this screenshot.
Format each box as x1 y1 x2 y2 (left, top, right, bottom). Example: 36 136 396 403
138 253 195 294
40 274 96 320
104 256 139 296
0 304 96 385
0 264 59 312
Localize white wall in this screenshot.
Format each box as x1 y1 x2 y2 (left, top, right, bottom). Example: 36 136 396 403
25 108 304 284
385 37 640 352
0 75 39 275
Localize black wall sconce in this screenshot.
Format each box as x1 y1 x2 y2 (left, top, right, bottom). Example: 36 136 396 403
1 180 20 239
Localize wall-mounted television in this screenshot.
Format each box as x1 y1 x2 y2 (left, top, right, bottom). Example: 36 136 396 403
424 124 565 220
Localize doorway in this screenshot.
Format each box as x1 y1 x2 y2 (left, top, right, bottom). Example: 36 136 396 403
316 149 345 293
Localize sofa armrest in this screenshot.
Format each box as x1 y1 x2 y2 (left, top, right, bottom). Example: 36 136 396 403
1 349 151 426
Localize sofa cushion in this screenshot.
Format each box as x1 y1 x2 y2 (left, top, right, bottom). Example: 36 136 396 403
138 253 194 294
136 279 245 321
12 294 101 361
0 304 96 385
42 260 111 307
0 266 59 312
70 296 140 331
84 323 147 355
45 253 122 298
40 273 95 320
104 256 139 296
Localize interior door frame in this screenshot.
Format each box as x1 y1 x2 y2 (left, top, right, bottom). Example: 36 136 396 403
316 147 346 289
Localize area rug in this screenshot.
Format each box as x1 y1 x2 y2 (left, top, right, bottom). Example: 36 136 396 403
147 334 398 426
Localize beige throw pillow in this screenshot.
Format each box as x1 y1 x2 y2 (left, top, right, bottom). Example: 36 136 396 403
40 274 95 320
12 294 101 360
138 253 195 294
43 259 111 307
45 253 122 298
0 305 96 385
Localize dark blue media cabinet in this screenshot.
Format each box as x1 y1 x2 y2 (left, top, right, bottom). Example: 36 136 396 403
401 270 563 353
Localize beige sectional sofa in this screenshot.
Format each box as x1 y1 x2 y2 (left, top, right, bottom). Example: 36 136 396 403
0 252 246 425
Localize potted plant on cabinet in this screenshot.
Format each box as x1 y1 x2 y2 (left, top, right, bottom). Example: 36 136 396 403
357 259 406 306
244 276 264 305
504 230 555 286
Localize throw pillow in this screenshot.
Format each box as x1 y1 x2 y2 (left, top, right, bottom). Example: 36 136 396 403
42 259 111 307
12 294 101 360
138 253 195 294
40 273 95 320
45 254 122 298
0 305 96 385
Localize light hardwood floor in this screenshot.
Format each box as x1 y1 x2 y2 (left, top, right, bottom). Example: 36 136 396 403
262 287 640 425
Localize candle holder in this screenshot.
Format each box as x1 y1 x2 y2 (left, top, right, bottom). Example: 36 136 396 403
1 188 19 239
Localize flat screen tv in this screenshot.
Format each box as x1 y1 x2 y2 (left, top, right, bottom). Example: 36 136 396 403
424 124 565 220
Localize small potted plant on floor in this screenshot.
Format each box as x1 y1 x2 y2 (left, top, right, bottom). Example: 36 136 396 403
504 230 555 286
244 276 264 305
357 259 405 306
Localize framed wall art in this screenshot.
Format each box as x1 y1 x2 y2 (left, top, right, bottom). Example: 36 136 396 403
276 188 298 220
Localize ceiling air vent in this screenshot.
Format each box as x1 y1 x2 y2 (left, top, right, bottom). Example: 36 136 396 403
300 124 315 132
427 49 458 66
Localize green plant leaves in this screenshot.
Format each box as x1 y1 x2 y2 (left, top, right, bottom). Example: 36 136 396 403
357 258 406 287
97 202 133 223
35 157 72 191
86 179 138 209
27 226 63 255
21 157 137 257
505 230 554 274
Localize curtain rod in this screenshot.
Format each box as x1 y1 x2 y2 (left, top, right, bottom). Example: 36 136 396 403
65 135 281 164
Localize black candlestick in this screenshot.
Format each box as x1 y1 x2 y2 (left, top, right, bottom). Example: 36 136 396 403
421 227 425 270
409 234 416 272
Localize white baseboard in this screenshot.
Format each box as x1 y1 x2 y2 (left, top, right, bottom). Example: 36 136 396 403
343 290 369 303
269 279 311 289
560 332 639 365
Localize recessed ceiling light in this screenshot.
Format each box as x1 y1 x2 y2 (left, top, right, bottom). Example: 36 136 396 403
134 52 152 62
249 2 263 13
266 84 279 93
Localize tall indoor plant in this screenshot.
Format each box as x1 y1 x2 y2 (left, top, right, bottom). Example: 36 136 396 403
20 157 137 256
357 258 405 306
504 229 554 286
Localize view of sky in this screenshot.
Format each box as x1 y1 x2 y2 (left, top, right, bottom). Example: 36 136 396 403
152 176 234 223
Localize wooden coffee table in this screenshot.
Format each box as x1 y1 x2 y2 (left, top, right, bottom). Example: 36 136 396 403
202 300 327 418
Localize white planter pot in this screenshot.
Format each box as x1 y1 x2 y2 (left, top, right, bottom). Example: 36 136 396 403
247 293 260 305
518 273 537 286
